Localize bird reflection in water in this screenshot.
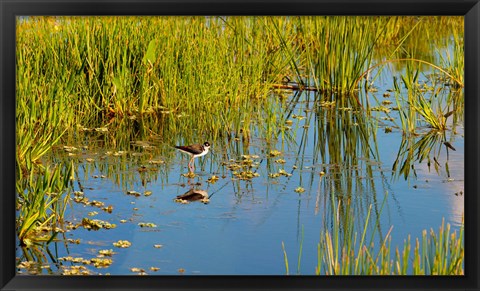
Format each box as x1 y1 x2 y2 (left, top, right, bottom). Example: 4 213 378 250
174 188 210 204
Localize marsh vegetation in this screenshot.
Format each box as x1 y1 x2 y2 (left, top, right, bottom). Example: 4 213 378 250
16 16 463 275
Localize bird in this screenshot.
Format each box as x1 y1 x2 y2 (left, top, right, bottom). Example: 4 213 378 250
174 142 211 173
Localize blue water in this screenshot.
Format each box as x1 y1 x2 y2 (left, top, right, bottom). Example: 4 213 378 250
17 63 464 276
47 94 463 275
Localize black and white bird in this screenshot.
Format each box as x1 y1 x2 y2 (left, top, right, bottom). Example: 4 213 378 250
174 142 211 173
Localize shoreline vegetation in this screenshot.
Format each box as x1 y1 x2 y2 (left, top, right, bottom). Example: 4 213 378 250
16 16 464 275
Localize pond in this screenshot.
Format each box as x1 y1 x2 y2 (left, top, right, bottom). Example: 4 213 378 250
15 16 464 276
17 70 463 276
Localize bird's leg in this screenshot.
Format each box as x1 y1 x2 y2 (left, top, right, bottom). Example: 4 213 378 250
188 158 195 173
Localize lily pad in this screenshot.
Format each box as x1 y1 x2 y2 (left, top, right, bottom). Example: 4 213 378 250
206 175 219 184
294 187 306 193
268 150 282 157
138 222 157 228
126 190 141 197
113 240 131 248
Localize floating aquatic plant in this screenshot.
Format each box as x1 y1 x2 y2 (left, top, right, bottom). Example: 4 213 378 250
294 187 305 193
206 175 220 184
113 240 132 248
98 249 116 257
138 222 158 228
80 218 116 231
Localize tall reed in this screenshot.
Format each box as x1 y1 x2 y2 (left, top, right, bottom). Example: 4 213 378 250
16 162 73 246
282 202 464 275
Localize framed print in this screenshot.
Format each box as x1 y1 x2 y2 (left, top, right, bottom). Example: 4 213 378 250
1 0 479 290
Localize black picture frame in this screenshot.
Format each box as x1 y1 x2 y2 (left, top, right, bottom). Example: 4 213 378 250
1 0 479 290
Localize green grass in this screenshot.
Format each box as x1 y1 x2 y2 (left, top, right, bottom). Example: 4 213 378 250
16 16 463 147
15 16 464 269
16 162 73 247
296 16 383 95
282 201 463 275
388 65 460 136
